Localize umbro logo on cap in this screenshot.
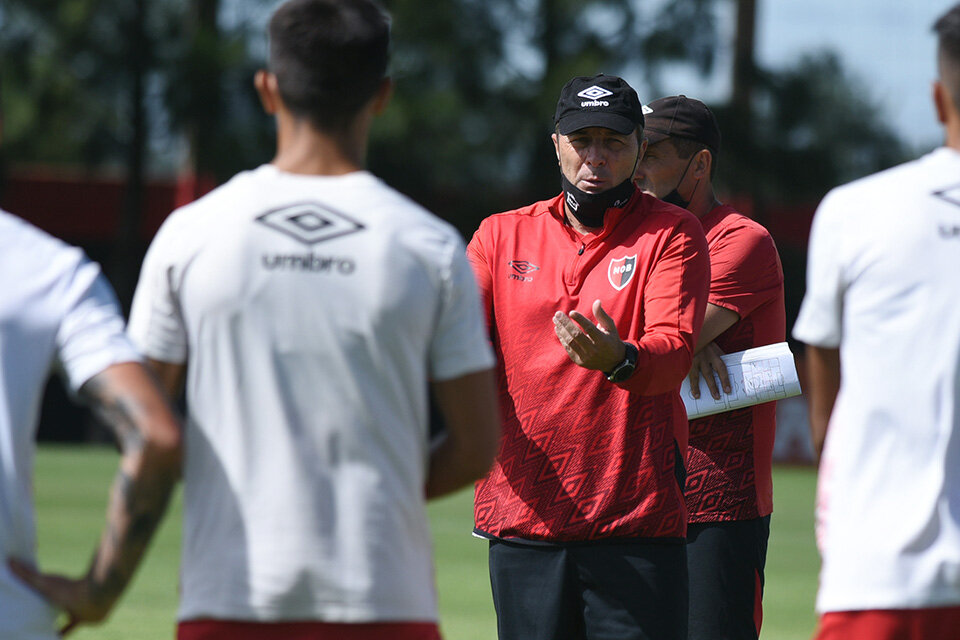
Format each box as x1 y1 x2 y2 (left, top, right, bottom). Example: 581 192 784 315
554 74 644 135
577 86 614 102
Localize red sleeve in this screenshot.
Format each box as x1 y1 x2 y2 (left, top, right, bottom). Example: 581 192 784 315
466 222 495 340
617 216 711 395
708 223 783 318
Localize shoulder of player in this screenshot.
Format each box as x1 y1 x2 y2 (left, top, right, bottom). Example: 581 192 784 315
484 196 560 224
707 207 776 247
0 208 88 272
472 195 563 241
632 192 707 242
148 166 311 254
823 154 936 210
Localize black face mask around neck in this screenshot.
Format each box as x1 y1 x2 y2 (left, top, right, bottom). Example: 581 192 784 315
560 174 637 229
660 155 697 210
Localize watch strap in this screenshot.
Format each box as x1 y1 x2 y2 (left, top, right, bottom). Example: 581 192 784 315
605 342 639 382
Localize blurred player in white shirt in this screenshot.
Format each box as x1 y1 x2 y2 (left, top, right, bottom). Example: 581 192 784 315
1 207 182 638
126 1 500 639
793 4 960 638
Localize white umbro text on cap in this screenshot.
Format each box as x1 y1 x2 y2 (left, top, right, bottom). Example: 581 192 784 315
577 85 612 107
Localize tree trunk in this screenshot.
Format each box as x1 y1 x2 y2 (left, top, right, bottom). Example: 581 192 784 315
732 0 757 115
113 0 147 311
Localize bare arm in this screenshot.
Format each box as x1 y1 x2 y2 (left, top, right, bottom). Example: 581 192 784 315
687 303 740 400
9 362 182 635
426 368 501 499
143 358 187 402
694 303 740 353
805 345 840 461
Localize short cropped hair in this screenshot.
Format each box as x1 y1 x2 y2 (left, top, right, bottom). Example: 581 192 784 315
934 4 960 113
268 0 390 133
667 137 718 180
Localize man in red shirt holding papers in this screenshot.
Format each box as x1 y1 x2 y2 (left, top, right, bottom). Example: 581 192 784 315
468 74 711 640
635 95 785 640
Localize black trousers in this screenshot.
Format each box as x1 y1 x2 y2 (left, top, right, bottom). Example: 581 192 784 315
686 516 771 640
488 538 688 640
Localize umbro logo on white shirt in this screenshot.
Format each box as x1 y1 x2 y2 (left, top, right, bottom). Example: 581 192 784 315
931 185 960 239
256 202 365 245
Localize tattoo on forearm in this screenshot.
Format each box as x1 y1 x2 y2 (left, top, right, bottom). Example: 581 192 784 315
90 467 174 604
79 371 177 608
83 375 146 454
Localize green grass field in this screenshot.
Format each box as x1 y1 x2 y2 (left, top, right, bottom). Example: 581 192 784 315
33 445 819 639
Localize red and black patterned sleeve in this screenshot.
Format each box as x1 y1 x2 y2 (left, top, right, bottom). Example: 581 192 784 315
617 213 711 395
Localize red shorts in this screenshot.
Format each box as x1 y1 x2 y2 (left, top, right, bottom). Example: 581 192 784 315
814 606 960 640
177 620 443 640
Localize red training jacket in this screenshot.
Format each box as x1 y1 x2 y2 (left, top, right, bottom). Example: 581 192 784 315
468 189 710 542
685 204 785 523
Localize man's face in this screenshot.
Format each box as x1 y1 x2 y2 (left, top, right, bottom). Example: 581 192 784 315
633 138 688 198
552 127 641 193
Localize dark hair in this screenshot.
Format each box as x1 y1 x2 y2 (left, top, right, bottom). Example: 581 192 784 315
268 0 390 133
667 137 718 180
934 4 960 112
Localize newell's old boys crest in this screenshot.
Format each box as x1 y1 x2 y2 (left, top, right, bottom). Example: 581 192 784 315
608 255 637 291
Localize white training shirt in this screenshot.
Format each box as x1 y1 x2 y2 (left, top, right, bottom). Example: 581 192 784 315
793 147 960 613
0 210 141 639
127 165 495 624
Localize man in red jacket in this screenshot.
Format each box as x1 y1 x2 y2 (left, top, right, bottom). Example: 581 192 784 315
635 95 785 640
467 74 711 640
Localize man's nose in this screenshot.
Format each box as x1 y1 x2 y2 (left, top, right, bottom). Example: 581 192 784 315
584 143 607 165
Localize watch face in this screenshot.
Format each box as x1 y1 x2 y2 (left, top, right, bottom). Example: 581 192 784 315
607 361 635 383
607 343 638 382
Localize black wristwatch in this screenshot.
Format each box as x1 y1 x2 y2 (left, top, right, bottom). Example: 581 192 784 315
605 342 639 383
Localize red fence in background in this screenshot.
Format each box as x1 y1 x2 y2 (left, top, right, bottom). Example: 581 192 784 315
1 166 216 244
2 166 818 251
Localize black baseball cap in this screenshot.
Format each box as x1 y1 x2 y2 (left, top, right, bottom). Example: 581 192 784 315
642 95 721 153
554 74 644 135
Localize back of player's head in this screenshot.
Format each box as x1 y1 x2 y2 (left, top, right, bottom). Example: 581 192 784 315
268 0 390 133
934 4 960 110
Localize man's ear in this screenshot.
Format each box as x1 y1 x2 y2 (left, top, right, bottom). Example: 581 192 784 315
694 148 712 179
934 79 951 126
552 133 561 164
370 77 393 115
254 70 280 115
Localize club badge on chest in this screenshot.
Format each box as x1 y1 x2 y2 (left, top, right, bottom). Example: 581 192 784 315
608 254 637 291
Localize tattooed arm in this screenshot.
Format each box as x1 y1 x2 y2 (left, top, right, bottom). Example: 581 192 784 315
9 361 182 635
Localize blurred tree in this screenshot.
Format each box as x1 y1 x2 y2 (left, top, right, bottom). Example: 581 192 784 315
712 51 911 343
0 0 163 306
0 0 143 165
373 0 719 234
0 0 721 237
0 0 911 241
164 0 274 187
0 0 271 303
714 51 909 205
